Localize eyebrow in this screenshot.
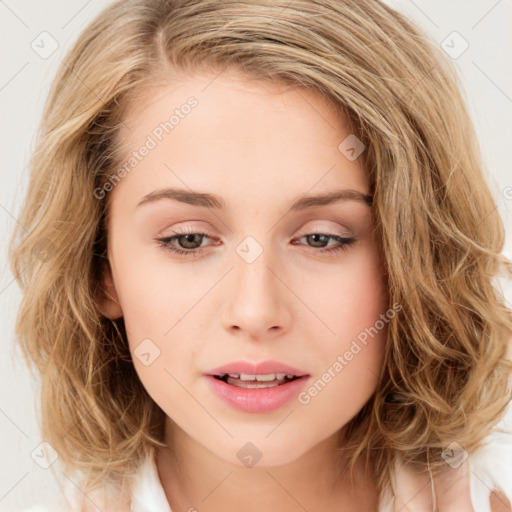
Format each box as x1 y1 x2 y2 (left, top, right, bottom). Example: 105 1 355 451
136 187 373 211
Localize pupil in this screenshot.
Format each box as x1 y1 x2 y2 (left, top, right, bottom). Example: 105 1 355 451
308 233 327 247
181 234 200 248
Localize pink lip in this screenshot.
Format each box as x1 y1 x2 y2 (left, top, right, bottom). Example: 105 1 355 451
205 360 309 377
205 374 310 413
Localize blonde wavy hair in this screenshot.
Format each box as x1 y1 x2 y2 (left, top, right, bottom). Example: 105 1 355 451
9 0 512 505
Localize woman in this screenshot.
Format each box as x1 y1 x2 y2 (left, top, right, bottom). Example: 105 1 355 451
9 0 512 510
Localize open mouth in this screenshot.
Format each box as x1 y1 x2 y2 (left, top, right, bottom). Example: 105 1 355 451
206 370 310 413
213 373 302 389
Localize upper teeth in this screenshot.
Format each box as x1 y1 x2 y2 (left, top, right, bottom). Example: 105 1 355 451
219 373 295 381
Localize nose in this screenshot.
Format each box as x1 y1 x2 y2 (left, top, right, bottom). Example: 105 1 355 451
221 245 291 341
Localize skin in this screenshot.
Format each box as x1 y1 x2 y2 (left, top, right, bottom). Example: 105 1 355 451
98 66 491 511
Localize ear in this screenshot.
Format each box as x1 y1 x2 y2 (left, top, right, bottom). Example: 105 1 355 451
98 262 123 320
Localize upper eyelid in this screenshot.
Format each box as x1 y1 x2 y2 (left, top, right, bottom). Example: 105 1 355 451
166 222 355 237
162 230 355 246
165 228 353 238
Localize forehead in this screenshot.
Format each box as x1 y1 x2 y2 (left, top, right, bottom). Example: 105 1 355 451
109 66 369 211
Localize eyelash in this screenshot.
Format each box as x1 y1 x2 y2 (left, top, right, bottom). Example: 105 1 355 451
155 229 356 258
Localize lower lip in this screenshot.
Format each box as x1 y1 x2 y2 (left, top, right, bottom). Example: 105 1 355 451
205 375 310 413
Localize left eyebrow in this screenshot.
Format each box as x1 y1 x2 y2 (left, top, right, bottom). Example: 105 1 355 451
289 189 373 210
136 187 373 210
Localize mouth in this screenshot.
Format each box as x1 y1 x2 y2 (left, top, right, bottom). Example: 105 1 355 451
212 373 303 389
206 372 310 413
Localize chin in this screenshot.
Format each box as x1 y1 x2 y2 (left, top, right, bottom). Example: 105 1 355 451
217 438 316 469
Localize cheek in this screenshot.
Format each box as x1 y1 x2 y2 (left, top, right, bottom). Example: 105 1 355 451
117 282 198 414
298 243 387 342
295 245 387 410
110 231 199 342
111 257 210 395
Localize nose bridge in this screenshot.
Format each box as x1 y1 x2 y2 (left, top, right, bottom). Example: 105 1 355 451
221 235 290 336
235 242 274 297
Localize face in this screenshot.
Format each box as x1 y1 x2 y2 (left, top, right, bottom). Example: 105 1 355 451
100 66 389 468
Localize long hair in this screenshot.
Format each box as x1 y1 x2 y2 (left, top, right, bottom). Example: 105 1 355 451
9 0 512 504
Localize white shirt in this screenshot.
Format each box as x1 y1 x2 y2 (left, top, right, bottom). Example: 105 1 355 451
21 412 512 512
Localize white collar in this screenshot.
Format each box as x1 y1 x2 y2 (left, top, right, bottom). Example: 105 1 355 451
126 408 512 512
130 453 172 512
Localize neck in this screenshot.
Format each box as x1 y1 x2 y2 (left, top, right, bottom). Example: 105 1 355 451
155 419 379 512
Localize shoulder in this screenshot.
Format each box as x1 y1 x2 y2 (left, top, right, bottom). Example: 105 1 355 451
379 414 512 512
17 508 51 512
490 489 512 512
17 475 133 512
469 415 512 511
17 505 131 512
19 450 162 512
457 406 512 512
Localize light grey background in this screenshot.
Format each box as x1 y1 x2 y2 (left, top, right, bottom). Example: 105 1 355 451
1 0 511 509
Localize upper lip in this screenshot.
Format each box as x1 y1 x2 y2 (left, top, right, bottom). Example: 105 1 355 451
205 360 309 377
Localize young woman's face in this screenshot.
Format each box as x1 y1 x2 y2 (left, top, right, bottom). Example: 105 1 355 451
102 66 389 467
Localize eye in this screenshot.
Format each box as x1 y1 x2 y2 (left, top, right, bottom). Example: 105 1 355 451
292 233 356 255
155 229 214 258
155 230 356 258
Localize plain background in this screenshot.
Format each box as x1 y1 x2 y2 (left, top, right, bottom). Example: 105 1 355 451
1 0 511 509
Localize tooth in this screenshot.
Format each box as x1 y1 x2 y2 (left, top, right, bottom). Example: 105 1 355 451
217 371 300 381
238 373 255 381
238 373 276 381
237 373 282 381
255 374 276 382
230 380 280 389
226 373 295 382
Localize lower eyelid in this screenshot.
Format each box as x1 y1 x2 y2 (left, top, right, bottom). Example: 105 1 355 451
295 233 352 243
292 236 356 254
